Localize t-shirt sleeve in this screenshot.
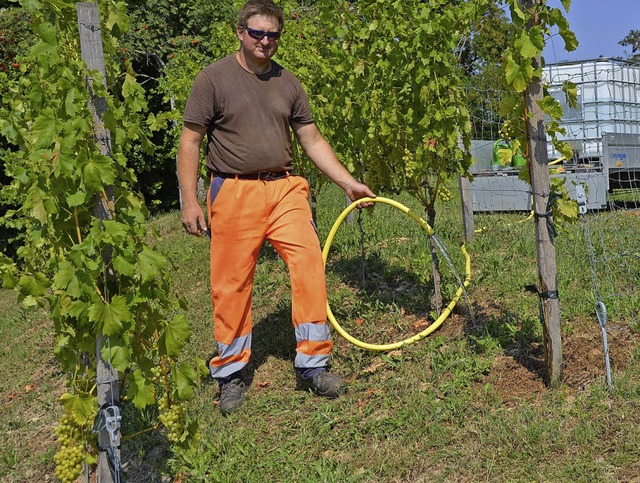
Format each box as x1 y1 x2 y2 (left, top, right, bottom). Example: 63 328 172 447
291 77 314 126
183 69 215 127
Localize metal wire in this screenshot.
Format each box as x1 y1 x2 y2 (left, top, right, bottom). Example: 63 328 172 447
581 192 614 395
596 301 613 393
357 209 366 288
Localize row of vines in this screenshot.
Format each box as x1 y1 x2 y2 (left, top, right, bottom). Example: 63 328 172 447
0 0 577 480
0 1 201 481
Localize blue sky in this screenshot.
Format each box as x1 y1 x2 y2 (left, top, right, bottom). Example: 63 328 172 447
542 0 639 62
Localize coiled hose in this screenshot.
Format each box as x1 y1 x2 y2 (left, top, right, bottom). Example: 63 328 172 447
322 197 471 351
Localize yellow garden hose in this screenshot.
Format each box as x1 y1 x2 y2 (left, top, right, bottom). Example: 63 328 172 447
474 209 533 234
322 197 472 351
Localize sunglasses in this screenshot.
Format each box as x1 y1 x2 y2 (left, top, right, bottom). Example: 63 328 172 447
243 26 282 41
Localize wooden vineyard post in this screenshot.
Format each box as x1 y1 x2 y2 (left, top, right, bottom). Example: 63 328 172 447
459 134 475 243
522 0 563 385
76 3 121 482
458 175 475 243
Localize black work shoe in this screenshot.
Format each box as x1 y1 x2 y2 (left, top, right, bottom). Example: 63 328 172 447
219 378 246 415
297 370 346 399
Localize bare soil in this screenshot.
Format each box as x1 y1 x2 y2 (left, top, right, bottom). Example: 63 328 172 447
440 306 639 407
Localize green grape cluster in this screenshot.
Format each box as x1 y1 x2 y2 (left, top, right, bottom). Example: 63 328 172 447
402 147 419 178
53 415 85 483
158 394 186 443
402 147 413 164
437 186 452 202
499 119 515 140
151 366 164 383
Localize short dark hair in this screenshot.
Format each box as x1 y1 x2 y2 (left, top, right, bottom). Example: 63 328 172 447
238 0 284 31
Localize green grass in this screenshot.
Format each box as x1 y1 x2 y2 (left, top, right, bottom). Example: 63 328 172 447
0 291 62 482
1 182 639 481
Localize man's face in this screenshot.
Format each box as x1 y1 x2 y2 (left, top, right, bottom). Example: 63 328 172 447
237 15 281 62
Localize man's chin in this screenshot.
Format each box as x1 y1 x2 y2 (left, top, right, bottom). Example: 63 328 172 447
257 49 273 58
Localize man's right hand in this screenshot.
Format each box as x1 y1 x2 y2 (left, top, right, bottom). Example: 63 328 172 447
177 122 208 237
181 203 208 237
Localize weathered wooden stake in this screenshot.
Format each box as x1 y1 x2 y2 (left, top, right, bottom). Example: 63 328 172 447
77 3 120 482
458 175 475 243
458 134 475 243
523 0 563 385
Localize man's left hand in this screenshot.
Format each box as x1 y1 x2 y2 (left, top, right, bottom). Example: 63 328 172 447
345 181 376 209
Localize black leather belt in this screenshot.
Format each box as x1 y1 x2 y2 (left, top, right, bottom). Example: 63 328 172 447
214 170 290 181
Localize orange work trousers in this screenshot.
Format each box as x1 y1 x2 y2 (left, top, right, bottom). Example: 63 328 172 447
206 174 333 379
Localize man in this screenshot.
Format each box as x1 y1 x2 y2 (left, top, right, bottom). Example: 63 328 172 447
177 0 375 415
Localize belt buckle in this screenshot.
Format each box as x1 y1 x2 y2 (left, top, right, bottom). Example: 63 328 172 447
258 171 282 181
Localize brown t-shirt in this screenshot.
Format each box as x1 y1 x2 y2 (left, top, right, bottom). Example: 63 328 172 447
183 53 314 175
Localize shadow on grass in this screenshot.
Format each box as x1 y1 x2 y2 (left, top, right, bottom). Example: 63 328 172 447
329 250 434 316
209 248 430 387
120 422 172 482
329 244 549 384
244 303 297 387
461 299 547 383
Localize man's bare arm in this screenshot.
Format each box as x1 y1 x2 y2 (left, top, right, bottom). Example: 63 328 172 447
177 122 208 236
293 122 376 206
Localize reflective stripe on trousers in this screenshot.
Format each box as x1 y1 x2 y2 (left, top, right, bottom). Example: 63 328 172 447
207 175 332 379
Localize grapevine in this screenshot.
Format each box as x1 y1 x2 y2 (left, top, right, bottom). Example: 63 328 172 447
500 0 578 158
500 0 579 225
0 0 200 476
309 0 489 309
315 0 486 227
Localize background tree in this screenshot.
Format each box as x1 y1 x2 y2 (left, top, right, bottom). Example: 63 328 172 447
153 1 240 205
458 2 518 140
0 4 34 257
118 0 237 212
0 5 32 76
619 29 640 63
